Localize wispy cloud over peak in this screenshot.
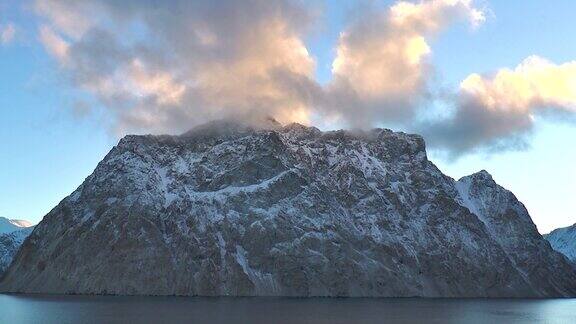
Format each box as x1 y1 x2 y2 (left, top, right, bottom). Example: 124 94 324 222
33 0 319 135
33 0 576 159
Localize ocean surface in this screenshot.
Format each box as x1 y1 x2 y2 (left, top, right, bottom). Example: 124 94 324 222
1 294 575 324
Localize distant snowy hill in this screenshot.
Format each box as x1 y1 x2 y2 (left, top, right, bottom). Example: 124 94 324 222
545 224 576 263
0 217 32 235
8 220 32 228
1 120 575 297
0 217 34 275
0 227 34 275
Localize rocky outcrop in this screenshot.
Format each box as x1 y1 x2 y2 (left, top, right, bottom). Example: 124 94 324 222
1 120 575 297
545 224 576 263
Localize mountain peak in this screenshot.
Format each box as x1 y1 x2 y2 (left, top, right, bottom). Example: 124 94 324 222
545 223 576 262
3 122 575 297
475 169 493 178
8 219 32 228
181 117 282 138
0 217 33 235
459 169 494 183
547 223 576 236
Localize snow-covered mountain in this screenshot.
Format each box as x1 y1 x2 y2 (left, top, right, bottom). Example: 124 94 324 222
0 217 32 235
1 120 575 297
0 227 34 275
545 224 576 263
0 217 34 275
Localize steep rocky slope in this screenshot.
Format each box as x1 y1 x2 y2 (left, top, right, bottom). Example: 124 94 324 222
2 120 575 297
545 225 576 263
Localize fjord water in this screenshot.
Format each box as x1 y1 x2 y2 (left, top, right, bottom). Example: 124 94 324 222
1 295 575 324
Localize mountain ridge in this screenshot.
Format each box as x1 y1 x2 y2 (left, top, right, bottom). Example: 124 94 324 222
0 217 33 235
0 217 34 275
1 120 575 297
545 224 576 263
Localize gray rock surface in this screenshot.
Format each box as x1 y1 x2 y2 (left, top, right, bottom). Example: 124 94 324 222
544 224 576 263
2 120 575 297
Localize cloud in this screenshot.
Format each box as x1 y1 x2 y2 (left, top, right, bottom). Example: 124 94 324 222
422 56 576 156
70 100 93 119
38 25 69 63
34 0 489 136
1 23 16 45
34 0 319 135
325 0 485 127
34 0 102 39
35 0 573 159
460 56 576 113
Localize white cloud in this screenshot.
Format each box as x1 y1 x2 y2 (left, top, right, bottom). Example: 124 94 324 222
79 58 186 107
34 0 99 39
34 0 319 135
37 0 573 158
1 23 16 45
38 25 69 63
461 56 576 113
422 56 576 156
325 0 485 127
35 0 488 135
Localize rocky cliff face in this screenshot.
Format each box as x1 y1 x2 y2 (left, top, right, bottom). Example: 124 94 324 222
1 120 575 297
545 225 576 263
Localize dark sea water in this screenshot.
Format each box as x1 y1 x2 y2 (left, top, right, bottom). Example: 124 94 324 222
1 294 575 324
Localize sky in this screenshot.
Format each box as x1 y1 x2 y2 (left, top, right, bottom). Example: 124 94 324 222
0 0 575 233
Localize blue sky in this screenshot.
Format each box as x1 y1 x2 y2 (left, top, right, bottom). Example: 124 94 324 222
1 0 575 233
